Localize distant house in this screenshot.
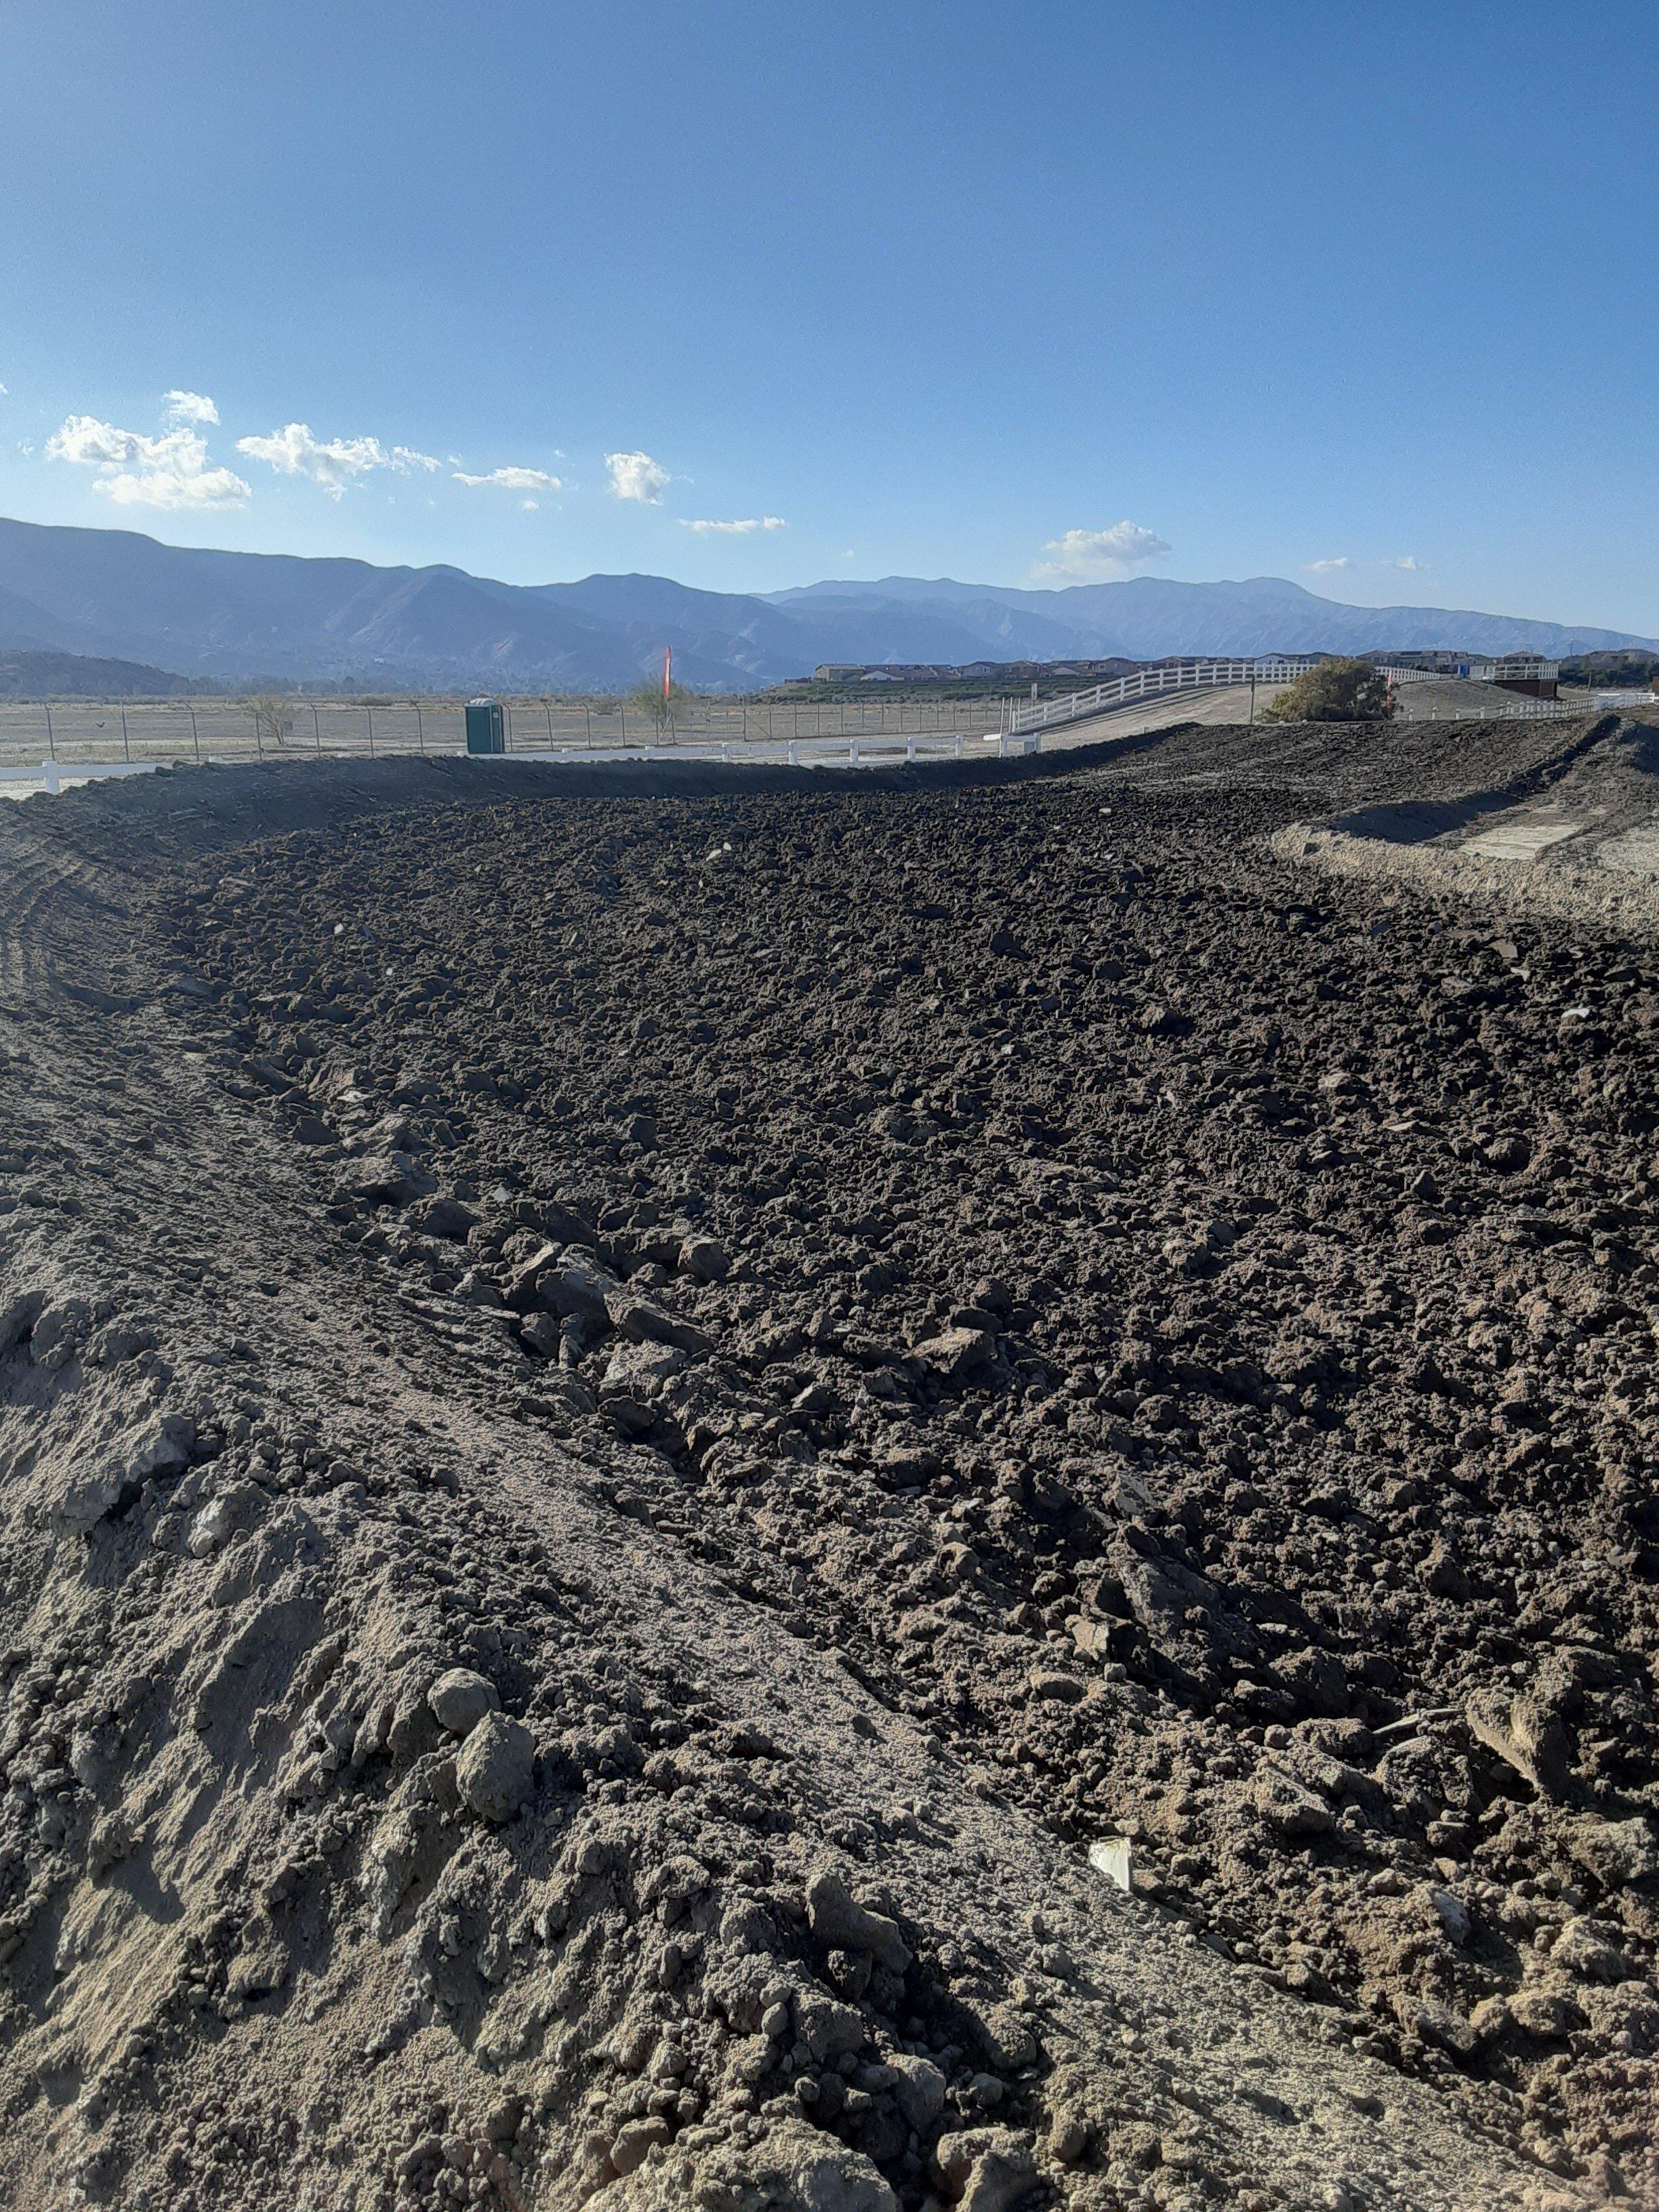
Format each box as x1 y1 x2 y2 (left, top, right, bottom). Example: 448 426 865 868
1468 653 1559 699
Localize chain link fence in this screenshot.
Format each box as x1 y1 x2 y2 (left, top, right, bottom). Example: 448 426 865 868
0 693 1021 771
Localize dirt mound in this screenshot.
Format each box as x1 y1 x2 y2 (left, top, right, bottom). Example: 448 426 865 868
0 730 1649 2211
1287 718 1659 940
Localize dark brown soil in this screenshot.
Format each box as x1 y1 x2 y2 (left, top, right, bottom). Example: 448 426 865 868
0 722 1654 2212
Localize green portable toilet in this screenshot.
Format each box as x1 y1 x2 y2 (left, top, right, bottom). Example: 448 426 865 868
466 697 506 754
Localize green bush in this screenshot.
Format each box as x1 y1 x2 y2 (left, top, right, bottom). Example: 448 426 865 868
628 678 692 736
1262 658 1394 722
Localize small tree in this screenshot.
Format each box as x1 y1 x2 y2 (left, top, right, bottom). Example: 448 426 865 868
628 678 691 740
241 691 295 751
1262 658 1394 723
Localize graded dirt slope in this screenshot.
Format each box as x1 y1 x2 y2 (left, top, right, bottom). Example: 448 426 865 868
0 727 1653 2212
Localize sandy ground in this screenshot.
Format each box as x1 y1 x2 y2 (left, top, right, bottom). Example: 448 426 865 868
0 724 1654 2212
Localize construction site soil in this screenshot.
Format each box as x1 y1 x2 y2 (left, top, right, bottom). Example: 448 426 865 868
2 715 1657 2212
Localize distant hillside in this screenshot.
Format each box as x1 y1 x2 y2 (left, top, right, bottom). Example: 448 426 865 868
0 516 1652 691
764 573 1659 663
0 648 204 700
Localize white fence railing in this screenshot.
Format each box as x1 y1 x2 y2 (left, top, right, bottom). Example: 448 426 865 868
1007 656 1322 735
1389 693 1580 722
1016 656 1595 736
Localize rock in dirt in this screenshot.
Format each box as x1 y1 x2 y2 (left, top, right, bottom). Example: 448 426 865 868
1567 1816 1659 1888
678 1233 729 1283
887 2051 946 2132
428 1666 501 1736
1255 1761 1336 1838
601 1340 689 1397
52 1412 194 1535
1551 1917 1631 1982
1467 1683 1572 1798
455 1711 534 1822
676 2117 897 2212
605 1289 711 1354
334 1149 432 1205
934 2127 1038 2212
909 1325 996 1386
804 1863 913 1974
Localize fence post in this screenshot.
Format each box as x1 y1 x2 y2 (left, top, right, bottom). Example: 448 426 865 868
43 703 55 761
545 700 554 749
313 703 322 754
584 702 592 748
366 706 376 758
121 705 131 763
188 706 201 764
415 700 426 755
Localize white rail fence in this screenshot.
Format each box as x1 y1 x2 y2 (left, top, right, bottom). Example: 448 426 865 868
1014 657 1592 737
1007 657 1322 735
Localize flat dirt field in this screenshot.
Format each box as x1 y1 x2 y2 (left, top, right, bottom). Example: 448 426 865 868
2 714 1658 2212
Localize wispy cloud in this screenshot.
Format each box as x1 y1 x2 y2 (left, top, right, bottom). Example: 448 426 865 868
235 422 441 499
1303 556 1353 574
452 464 562 493
45 407 249 510
677 515 785 536
1390 555 1423 573
1033 522 1170 582
163 388 220 427
605 449 671 504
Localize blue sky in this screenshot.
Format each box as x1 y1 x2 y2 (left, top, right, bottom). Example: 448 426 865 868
3 0 1656 628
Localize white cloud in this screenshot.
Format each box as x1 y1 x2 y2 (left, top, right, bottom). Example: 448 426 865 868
0 382 8 398
677 515 785 536
1033 522 1171 581
163 388 219 427
1303 556 1353 574
520 499 539 512
234 422 441 499
1390 555 1423 573
452 464 562 493
605 449 671 504
45 410 249 510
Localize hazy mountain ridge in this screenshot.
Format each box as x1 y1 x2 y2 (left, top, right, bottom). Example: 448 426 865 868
765 573 1657 661
0 649 208 699
0 517 1650 690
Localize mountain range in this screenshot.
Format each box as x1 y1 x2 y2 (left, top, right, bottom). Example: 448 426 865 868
0 516 1652 691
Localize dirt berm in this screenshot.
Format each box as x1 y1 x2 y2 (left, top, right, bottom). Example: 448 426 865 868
0 721 1654 2212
